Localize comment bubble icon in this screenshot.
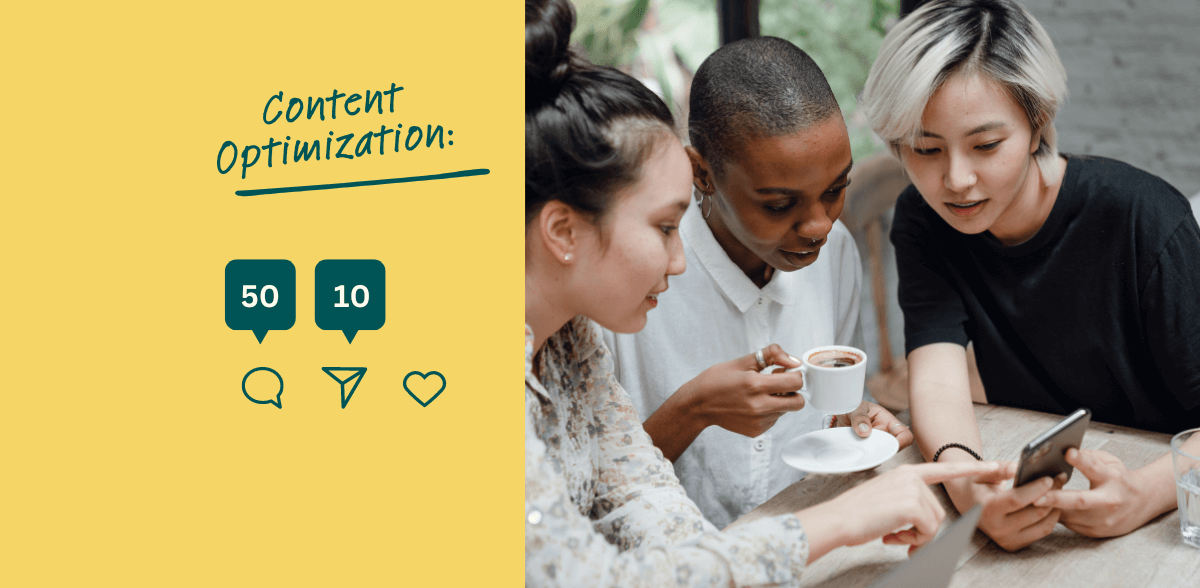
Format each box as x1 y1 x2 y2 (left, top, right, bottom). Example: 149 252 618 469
242 367 284 409
315 260 385 343
225 260 296 343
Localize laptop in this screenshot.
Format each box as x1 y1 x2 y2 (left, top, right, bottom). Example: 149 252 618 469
868 505 983 588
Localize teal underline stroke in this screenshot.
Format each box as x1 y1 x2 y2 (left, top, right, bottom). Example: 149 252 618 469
235 168 491 196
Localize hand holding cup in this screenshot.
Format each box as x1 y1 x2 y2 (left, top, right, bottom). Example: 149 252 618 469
678 344 807 438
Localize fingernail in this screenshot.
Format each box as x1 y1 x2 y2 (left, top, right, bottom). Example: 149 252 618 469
858 424 870 434
789 355 800 363
1035 497 1047 507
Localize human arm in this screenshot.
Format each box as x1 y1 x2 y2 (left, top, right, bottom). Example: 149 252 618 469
576 330 1011 570
795 460 1012 559
641 344 806 462
528 398 1008 586
909 343 1062 551
526 329 814 587
526 391 811 588
888 192 1060 550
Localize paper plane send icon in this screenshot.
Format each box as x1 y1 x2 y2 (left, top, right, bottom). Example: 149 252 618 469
322 367 367 408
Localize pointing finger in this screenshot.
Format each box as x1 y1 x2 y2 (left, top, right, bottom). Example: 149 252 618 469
972 460 1017 485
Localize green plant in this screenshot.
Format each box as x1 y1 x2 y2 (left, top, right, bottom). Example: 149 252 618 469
571 0 651 67
760 0 897 160
571 0 899 160
572 0 696 113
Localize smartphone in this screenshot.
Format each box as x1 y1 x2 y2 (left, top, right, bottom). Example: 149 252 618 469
1013 408 1091 488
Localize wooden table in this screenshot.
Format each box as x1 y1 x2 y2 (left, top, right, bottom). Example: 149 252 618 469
728 404 1200 587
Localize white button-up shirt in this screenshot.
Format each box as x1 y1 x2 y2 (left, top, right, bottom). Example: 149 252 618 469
603 200 862 528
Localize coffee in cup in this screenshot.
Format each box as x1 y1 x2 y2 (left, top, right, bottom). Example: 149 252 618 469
807 349 863 368
784 345 868 414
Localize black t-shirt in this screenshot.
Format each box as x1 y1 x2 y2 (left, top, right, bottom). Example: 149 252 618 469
892 154 1200 434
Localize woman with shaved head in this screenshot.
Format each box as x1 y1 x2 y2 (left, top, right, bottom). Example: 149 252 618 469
603 35 912 530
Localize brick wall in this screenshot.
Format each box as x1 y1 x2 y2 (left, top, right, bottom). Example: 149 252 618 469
1024 0 1200 197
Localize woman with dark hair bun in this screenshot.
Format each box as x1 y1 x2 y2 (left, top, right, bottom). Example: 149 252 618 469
524 1 1006 585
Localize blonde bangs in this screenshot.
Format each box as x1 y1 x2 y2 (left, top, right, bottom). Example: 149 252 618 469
860 0 1069 184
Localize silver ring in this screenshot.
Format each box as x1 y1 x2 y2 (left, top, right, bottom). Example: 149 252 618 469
890 422 906 433
755 349 767 370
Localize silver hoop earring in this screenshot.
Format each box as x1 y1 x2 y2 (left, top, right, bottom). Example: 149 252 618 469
699 193 713 219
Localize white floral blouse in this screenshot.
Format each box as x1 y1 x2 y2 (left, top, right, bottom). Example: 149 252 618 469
525 316 810 587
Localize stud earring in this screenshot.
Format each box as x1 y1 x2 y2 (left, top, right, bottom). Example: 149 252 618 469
563 253 573 262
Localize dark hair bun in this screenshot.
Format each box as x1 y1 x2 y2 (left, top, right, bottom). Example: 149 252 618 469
525 0 576 111
525 0 677 226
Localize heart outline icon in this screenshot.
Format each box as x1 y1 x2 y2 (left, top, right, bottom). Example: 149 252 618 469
403 371 446 407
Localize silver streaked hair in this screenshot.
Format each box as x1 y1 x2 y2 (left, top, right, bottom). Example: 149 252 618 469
860 0 1068 182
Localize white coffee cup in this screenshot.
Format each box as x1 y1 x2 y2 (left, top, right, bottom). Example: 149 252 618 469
785 345 867 415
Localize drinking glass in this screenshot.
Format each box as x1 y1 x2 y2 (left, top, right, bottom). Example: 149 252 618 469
1171 428 1200 548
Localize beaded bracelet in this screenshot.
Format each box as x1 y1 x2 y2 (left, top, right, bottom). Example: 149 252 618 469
933 443 983 462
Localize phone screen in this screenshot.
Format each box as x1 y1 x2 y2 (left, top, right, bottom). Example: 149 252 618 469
1013 408 1091 488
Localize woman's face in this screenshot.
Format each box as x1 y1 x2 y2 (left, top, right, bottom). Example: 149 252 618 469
705 116 853 274
572 136 692 334
900 73 1042 235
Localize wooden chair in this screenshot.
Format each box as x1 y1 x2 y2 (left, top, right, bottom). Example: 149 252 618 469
842 152 988 411
841 152 912 411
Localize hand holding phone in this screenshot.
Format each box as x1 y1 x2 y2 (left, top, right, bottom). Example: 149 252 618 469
1014 408 1091 488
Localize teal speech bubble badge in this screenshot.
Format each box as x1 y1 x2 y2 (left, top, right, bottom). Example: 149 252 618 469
225 260 297 343
315 259 385 343
403 371 446 407
322 367 367 409
242 367 284 409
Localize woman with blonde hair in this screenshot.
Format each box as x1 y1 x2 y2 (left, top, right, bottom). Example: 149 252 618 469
860 0 1200 551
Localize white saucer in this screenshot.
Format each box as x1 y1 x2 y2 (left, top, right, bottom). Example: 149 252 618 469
781 427 900 474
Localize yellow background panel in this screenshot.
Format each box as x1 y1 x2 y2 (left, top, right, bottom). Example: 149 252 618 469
2 1 522 585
